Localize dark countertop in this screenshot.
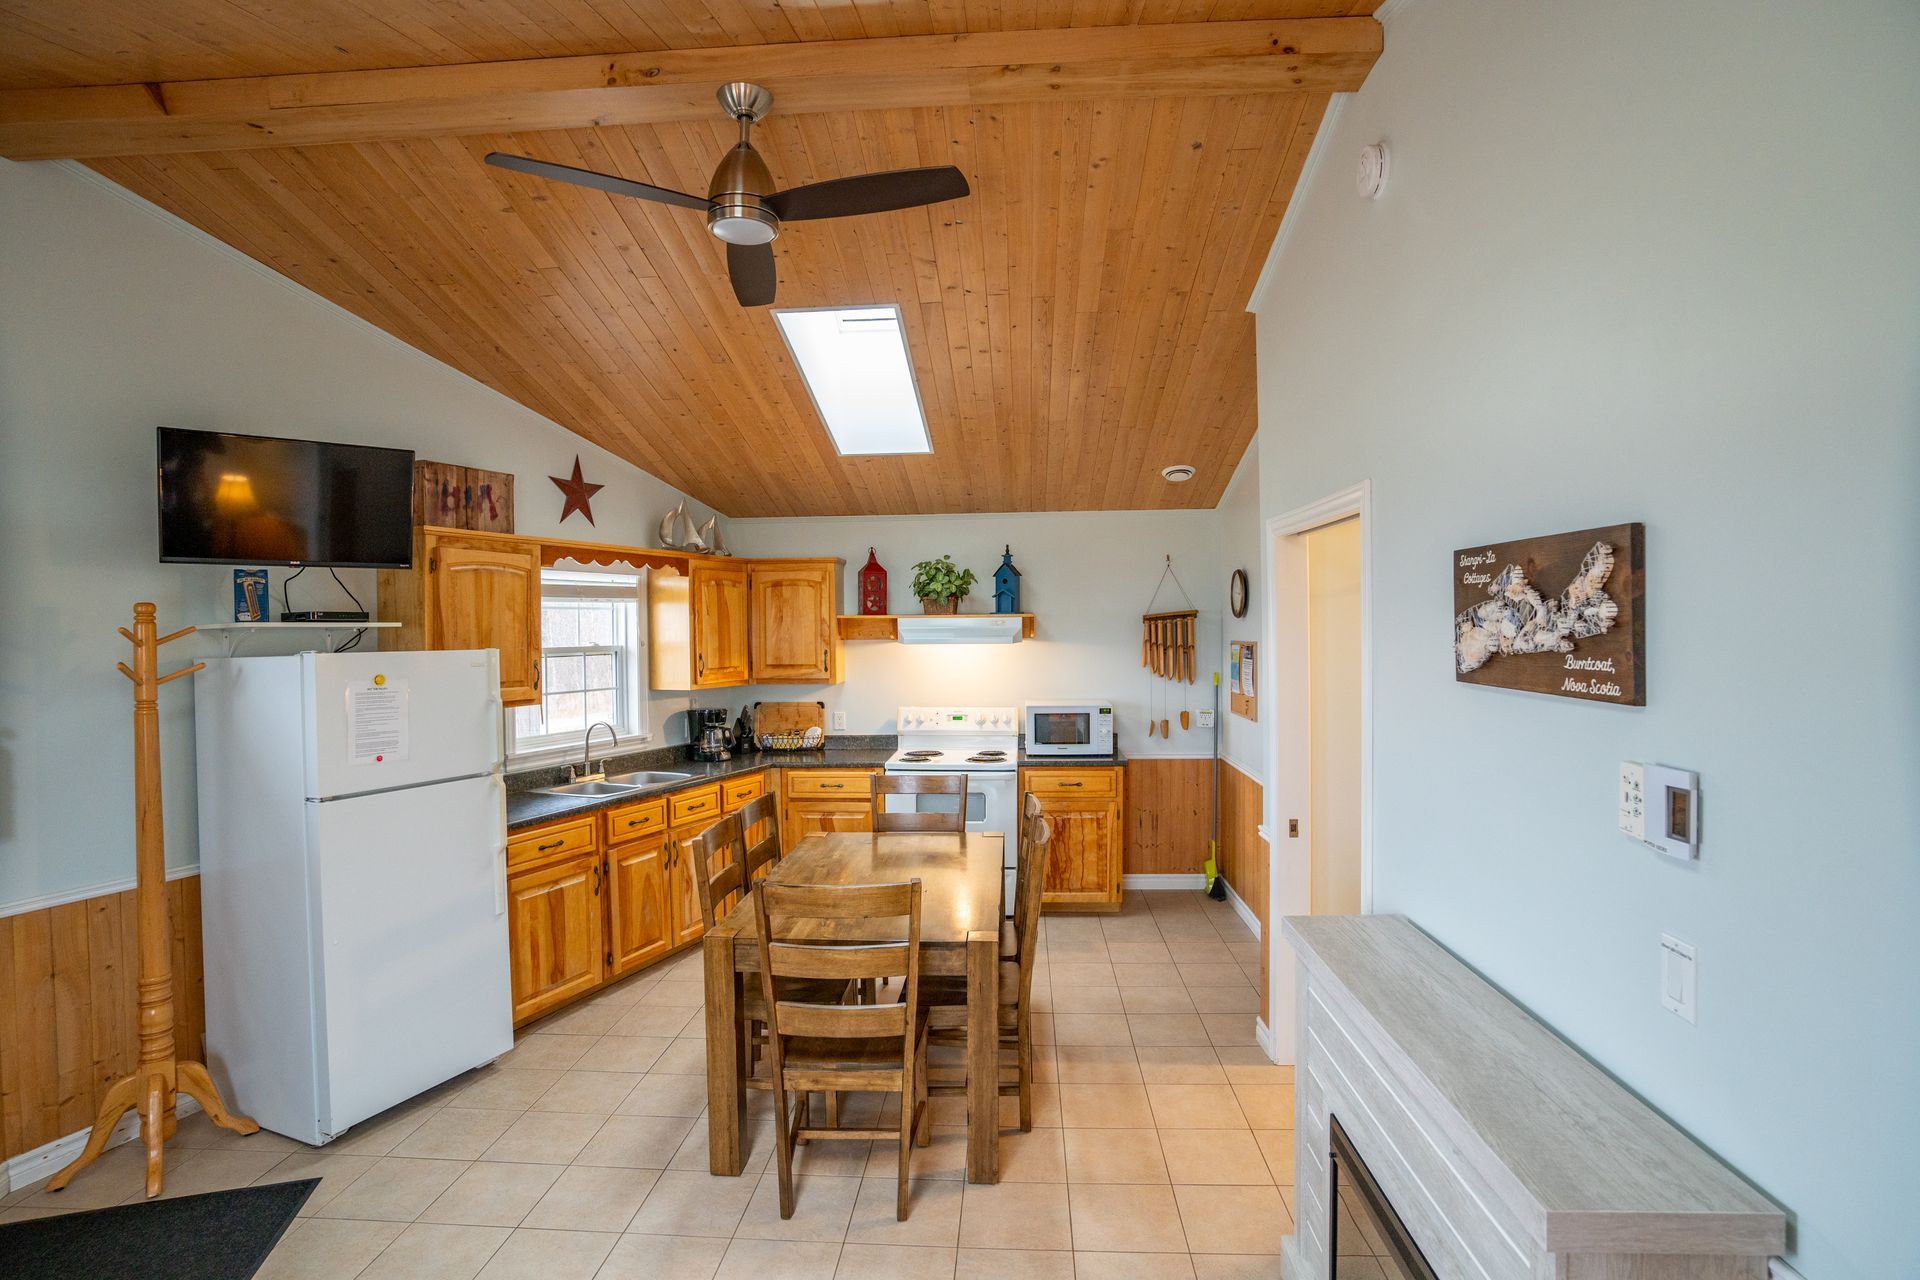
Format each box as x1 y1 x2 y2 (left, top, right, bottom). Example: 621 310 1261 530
506 739 1127 832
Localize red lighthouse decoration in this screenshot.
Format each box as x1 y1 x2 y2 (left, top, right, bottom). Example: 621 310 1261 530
858 548 889 615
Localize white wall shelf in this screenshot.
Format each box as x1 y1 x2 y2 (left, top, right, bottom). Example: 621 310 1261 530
197 621 398 657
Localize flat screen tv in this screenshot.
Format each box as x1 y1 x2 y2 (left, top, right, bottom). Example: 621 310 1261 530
156 427 415 568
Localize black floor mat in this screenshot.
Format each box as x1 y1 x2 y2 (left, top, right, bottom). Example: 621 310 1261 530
0 1177 317 1280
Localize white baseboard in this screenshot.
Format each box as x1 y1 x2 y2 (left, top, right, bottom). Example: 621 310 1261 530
1254 1017 1280 1064
1768 1259 1804 1280
1221 879 1262 940
1122 873 1207 891
2 1095 204 1196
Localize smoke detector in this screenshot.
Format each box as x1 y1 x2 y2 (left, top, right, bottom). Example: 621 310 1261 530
1161 464 1197 483
1357 142 1390 199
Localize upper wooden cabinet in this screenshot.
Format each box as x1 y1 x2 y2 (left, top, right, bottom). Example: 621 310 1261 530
749 559 843 684
379 529 543 706
650 558 750 689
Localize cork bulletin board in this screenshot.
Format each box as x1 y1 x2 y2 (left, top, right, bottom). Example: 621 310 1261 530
1229 641 1257 720
1453 523 1645 705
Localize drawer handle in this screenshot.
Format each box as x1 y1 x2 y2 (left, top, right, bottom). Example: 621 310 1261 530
537 838 564 851
820 782 844 790
1058 781 1083 789
625 816 646 828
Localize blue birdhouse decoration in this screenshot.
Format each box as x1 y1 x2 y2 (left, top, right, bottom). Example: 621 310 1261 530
993 545 1022 614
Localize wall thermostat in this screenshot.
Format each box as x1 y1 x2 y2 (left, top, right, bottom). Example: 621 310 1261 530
1357 142 1390 199
1619 761 1700 861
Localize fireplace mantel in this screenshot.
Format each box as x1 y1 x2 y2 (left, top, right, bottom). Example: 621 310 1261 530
1280 915 1785 1280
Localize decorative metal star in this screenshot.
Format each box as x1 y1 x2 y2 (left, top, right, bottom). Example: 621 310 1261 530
549 455 604 525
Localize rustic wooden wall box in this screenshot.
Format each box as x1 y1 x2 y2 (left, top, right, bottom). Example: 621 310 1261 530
1453 522 1644 705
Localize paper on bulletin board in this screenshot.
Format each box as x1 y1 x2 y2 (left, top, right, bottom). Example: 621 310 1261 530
348 679 411 765
1229 642 1257 721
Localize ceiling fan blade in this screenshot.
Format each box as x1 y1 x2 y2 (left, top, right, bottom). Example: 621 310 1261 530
766 165 970 222
728 242 777 307
484 152 708 212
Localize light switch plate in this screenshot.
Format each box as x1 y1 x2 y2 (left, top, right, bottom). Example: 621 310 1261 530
830 710 847 731
1197 709 1215 728
1660 934 1697 1024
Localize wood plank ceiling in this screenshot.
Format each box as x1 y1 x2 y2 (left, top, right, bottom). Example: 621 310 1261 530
1 1 1380 516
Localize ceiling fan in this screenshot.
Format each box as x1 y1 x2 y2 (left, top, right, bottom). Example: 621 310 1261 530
486 82 970 308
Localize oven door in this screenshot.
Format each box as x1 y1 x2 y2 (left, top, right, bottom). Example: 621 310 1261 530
882 770 1018 915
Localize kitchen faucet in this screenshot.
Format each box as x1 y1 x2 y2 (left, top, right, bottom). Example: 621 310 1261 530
577 721 619 781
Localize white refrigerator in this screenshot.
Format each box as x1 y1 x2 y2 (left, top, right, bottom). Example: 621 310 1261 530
194 649 513 1145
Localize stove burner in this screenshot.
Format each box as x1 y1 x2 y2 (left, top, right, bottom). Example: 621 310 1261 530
967 751 1008 763
899 750 943 761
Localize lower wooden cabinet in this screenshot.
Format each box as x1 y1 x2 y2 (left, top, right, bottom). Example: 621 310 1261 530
605 831 674 977
780 769 878 852
505 769 825 1024
506 851 604 1023
1022 766 1125 912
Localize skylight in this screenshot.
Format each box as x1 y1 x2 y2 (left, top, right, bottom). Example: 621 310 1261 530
772 305 932 456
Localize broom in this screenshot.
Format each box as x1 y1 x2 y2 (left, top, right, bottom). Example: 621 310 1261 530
1203 671 1227 900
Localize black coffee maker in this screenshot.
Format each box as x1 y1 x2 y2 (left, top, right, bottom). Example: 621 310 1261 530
688 707 732 762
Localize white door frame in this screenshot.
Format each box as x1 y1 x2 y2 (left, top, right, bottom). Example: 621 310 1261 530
1256 480 1373 1063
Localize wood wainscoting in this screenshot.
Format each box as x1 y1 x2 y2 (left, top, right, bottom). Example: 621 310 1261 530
1217 761 1268 1000
1123 758 1210 876
0 877 206 1163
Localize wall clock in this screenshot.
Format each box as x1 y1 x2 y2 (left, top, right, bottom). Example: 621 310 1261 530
1229 569 1249 618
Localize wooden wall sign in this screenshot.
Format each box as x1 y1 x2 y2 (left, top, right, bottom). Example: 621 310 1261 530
1454 523 1644 705
414 459 515 532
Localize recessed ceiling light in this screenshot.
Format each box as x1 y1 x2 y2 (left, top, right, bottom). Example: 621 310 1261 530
772 305 932 456
1161 464 1196 483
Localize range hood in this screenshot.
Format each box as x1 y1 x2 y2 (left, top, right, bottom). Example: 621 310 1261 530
895 615 1024 645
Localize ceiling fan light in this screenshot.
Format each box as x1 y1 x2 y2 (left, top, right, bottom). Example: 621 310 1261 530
708 204 779 245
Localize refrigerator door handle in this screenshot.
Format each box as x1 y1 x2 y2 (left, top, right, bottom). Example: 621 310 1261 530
490 773 509 917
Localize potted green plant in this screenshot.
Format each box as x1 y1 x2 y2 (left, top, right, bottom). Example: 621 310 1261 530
909 555 978 614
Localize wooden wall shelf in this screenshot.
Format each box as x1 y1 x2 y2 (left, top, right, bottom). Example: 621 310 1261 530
837 614 1036 641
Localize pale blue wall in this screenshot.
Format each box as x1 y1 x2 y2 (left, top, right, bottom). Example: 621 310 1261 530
1251 2 1919 1276
0 160 707 910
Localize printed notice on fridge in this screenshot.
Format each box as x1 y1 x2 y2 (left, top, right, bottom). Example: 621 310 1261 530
347 679 410 765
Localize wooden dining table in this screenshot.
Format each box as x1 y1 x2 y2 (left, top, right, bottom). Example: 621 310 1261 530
703 830 1006 1183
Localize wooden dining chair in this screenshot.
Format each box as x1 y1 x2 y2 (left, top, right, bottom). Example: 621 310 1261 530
754 879 931 1221
689 813 850 1094
923 792 1053 1129
737 792 782 880
870 772 969 833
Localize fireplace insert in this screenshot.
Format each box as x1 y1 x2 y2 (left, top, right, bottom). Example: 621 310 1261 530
1329 1116 1439 1279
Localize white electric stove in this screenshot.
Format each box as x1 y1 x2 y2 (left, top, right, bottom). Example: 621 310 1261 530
885 706 1021 912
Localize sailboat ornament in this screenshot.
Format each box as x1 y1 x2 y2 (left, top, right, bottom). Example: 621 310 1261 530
659 501 728 555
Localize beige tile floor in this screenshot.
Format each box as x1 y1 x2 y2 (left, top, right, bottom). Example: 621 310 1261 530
1 891 1292 1279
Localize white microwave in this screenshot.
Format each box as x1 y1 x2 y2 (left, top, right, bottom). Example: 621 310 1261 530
1024 703 1115 757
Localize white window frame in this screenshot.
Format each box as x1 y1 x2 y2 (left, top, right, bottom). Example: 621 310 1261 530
506 570 650 767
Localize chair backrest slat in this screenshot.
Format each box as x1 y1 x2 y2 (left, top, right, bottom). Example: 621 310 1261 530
1013 792 1053 1008
774 1000 908 1039
871 773 968 834
689 812 748 929
738 792 782 882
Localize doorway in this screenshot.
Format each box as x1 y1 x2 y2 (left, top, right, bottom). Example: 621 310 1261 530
1261 483 1371 1062
1306 517 1363 917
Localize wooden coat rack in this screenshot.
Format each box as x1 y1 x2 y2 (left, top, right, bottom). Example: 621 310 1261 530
49 603 258 1198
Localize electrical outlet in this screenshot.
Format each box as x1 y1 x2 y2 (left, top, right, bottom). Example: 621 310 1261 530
1196 709 1215 728
831 710 847 731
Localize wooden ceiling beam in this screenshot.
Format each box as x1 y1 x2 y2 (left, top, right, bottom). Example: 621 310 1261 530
0 19 1379 160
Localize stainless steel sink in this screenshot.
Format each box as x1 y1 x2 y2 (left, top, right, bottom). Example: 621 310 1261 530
603 770 695 787
534 779 646 798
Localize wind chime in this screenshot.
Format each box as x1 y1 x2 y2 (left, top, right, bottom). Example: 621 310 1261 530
1141 557 1199 737
49 604 258 1198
